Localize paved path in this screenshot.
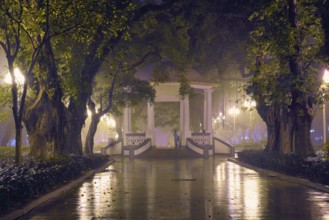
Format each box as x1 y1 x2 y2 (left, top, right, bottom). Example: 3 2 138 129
21 156 329 220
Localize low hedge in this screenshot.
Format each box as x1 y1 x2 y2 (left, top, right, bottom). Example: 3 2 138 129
237 150 329 185
0 154 109 215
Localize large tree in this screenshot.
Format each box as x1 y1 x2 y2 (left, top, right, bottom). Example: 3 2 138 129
0 0 53 163
22 0 182 159
84 63 156 154
246 0 325 156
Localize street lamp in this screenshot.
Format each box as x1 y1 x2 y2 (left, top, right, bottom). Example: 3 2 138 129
228 106 240 139
243 99 257 141
322 69 329 145
4 68 25 85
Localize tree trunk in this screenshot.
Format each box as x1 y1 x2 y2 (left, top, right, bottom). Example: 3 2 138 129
277 107 293 155
24 92 66 159
259 102 314 156
258 105 295 155
63 99 85 156
14 123 22 164
286 0 315 156
291 114 315 156
264 122 279 154
263 106 280 154
262 105 293 154
24 38 67 159
85 114 101 154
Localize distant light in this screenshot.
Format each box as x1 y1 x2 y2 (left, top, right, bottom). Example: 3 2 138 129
107 117 116 128
4 68 25 85
228 106 240 117
243 99 256 109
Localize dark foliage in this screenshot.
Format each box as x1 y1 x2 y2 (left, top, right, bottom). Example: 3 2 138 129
0 154 109 215
238 150 329 185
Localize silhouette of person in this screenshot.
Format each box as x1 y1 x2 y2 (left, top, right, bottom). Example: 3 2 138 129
174 130 180 149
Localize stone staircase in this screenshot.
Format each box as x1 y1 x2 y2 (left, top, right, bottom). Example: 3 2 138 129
138 146 199 159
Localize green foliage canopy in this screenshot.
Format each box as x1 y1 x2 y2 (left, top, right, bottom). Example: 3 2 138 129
246 0 325 110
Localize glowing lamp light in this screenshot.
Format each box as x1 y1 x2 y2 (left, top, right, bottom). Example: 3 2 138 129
4 68 25 85
323 69 329 84
107 117 116 128
243 100 256 109
228 106 240 117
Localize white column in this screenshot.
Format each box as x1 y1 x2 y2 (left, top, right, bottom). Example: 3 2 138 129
203 95 207 131
205 89 213 133
123 106 131 145
146 102 155 145
203 89 213 144
180 98 184 136
184 97 190 136
180 96 191 145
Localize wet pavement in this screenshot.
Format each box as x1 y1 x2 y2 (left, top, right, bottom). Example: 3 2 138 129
20 156 329 220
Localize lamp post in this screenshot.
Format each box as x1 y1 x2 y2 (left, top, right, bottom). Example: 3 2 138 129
243 99 256 141
322 69 329 145
228 106 240 139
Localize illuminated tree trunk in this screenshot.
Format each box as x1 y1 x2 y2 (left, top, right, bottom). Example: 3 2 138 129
259 105 293 154
62 97 86 156
85 114 101 155
24 39 67 159
25 93 66 159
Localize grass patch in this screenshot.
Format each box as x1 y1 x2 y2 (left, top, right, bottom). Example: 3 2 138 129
0 146 30 160
234 141 266 151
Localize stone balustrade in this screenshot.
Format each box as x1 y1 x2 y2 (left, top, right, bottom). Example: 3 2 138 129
125 133 146 146
191 132 211 145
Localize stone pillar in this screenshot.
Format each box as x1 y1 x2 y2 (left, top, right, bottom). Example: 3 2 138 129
204 89 213 144
204 89 213 133
180 99 184 136
203 94 207 131
123 106 131 145
146 102 155 145
180 96 191 145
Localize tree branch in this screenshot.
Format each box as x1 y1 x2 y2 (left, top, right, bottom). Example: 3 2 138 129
123 50 159 71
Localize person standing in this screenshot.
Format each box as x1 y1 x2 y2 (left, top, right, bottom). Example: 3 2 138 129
174 130 180 149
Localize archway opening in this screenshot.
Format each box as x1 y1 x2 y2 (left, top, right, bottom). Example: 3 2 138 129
154 102 180 148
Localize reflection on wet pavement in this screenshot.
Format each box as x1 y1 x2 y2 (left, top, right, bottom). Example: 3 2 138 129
21 157 329 220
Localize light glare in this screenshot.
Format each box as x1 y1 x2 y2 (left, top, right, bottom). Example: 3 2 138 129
4 68 25 85
323 69 329 84
228 106 240 117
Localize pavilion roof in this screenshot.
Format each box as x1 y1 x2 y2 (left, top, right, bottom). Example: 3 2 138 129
135 64 217 85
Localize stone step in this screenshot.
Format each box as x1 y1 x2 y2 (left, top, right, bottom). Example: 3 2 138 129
139 147 199 159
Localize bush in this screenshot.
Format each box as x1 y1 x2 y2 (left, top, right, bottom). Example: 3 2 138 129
237 150 329 185
0 154 109 215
